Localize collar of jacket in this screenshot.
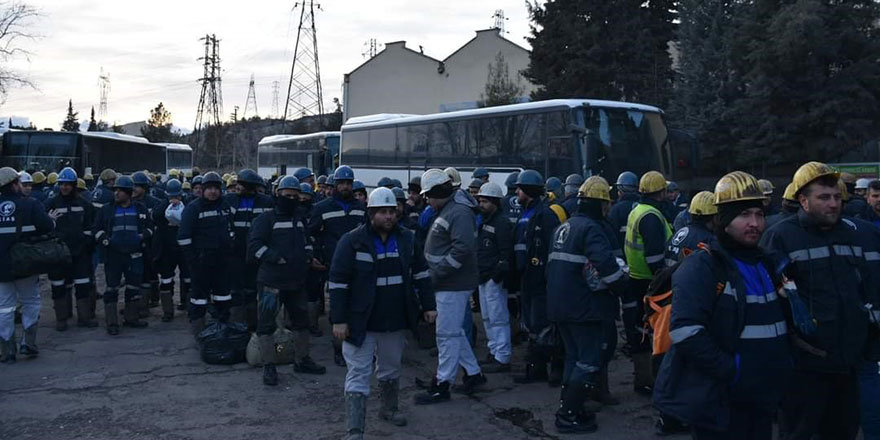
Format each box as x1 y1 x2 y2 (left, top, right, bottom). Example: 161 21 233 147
796 207 843 233
638 195 664 209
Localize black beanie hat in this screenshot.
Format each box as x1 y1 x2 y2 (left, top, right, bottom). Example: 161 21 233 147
717 200 764 229
425 181 454 199
518 184 544 199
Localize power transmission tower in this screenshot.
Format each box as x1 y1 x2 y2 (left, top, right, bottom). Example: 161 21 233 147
98 67 110 121
271 80 280 118
194 34 225 168
492 9 508 35
243 74 259 119
283 1 324 122
362 38 378 59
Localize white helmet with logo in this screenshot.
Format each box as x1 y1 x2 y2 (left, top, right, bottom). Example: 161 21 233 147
856 178 871 190
420 169 451 195
367 187 397 208
477 182 504 199
18 171 33 184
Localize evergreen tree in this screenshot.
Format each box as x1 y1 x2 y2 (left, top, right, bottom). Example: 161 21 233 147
87 106 99 131
478 52 525 108
61 99 79 132
140 102 175 142
110 122 125 134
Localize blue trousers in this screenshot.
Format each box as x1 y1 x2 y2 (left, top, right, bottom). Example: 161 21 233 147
104 251 143 303
860 360 880 440
557 321 603 386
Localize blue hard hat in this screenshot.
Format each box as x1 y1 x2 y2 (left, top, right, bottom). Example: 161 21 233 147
165 178 182 197
616 171 639 188
293 167 314 181
300 182 315 195
564 174 585 188
545 177 562 192
57 167 77 183
132 171 151 186
377 177 394 188
201 172 223 186
192 175 203 185
334 165 355 181
473 167 489 179
317 175 327 185
238 168 263 186
391 187 406 201
391 178 403 189
277 175 301 191
326 175 335 186
505 171 520 189
353 180 366 192
113 175 134 190
516 169 544 187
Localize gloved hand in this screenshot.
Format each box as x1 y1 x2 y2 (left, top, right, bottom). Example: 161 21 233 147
780 279 817 336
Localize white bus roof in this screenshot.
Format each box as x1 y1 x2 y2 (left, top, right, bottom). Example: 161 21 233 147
81 131 151 144
159 143 192 151
258 131 340 147
342 99 663 131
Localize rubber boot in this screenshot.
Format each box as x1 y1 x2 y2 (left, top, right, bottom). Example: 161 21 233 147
177 282 190 311
54 294 71 332
123 300 149 328
160 289 175 322
414 378 451 405
292 330 326 374
0 338 16 364
632 351 654 396
76 297 99 328
590 366 620 406
19 325 39 357
137 293 150 319
555 382 598 434
105 303 120 336
513 362 549 384
345 392 367 440
259 334 278 386
378 379 407 426
190 317 206 338
149 283 160 308
307 301 322 337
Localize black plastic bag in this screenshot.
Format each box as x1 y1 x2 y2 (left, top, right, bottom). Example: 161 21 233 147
197 321 250 365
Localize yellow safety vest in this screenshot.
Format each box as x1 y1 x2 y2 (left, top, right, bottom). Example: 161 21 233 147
625 203 672 280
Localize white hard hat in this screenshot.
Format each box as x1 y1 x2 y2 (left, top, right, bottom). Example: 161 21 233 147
856 178 871 190
443 167 461 188
367 187 397 208
477 182 504 199
0 167 20 186
18 171 33 184
420 169 451 195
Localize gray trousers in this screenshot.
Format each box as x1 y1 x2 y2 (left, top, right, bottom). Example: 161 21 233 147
343 330 406 395
0 276 40 341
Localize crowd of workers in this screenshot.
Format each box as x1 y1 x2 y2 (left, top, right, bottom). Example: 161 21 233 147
0 160 878 440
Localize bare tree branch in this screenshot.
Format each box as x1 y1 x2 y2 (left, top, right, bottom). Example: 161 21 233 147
0 1 40 103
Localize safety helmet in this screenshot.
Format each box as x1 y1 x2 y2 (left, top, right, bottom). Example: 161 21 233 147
408 176 421 192
667 181 679 192
840 172 857 185
757 179 774 196
516 169 544 187
31 171 46 184
222 173 231 181
420 168 451 195
616 171 639 189
226 176 238 187
277 175 300 191
182 181 192 191
132 171 151 186
237 169 263 186
546 176 563 193
392 187 406 201
293 167 314 181
166 178 182 197
99 168 117 182
112 175 134 190
468 178 483 189
317 175 327 185
353 180 367 192
477 182 504 199
300 182 315 196
367 187 397 208
169 169 180 178
856 178 871 190
577 176 611 201
688 191 718 215
201 172 223 186
714 171 766 205
505 171 520 190
76 178 86 190
391 178 403 189
192 166 202 176
444 167 462 188
791 161 839 196
57 167 77 183
192 175 204 186
377 176 394 188
639 171 666 194
47 172 58 185
84 173 94 181
473 167 489 179
0 167 20 186
564 174 585 189
184 171 193 179
149 172 157 184
326 175 335 186
333 165 355 181
18 171 33 184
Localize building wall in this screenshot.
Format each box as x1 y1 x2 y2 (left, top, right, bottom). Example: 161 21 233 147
343 30 537 121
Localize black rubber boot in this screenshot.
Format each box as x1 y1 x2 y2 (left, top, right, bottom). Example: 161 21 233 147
123 300 149 328
345 392 366 440
105 303 120 336
262 363 278 386
76 297 99 328
555 382 598 434
414 378 451 405
19 325 39 357
54 294 71 332
453 372 488 395
590 366 620 406
0 338 16 364
378 379 407 426
160 289 175 322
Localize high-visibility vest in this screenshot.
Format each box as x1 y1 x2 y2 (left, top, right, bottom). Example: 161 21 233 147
625 203 672 280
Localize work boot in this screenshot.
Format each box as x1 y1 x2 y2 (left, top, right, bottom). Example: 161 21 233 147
0 338 16 364
123 300 149 328
294 356 327 375
378 379 407 426
345 392 367 440
137 293 150 318
590 367 620 406
19 325 39 357
290 330 325 374
307 301 322 337
655 413 689 436
453 372 488 395
513 362 548 384
177 284 190 311
262 363 278 386
258 334 278 385
481 358 511 373
333 341 346 367
190 317 206 338
105 303 120 336
54 294 71 332
548 357 564 388
632 351 654 396
160 290 175 322
76 297 99 328
555 382 598 434
414 378 451 405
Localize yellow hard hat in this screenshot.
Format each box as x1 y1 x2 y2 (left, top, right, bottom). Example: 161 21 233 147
837 180 850 201
182 181 192 190
185 171 193 179
757 179 774 195
32 171 46 184
792 161 839 196
688 191 718 215
577 176 611 201
192 166 202 175
782 183 797 202
47 172 58 185
76 178 86 190
149 173 157 184
169 169 180 178
639 171 667 194
99 168 117 181
840 172 857 185
227 176 238 186
714 171 767 205
222 173 231 181
84 173 94 181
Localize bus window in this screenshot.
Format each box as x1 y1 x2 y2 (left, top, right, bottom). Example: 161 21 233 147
479 116 506 165
428 121 461 167
405 124 429 165
581 107 663 179
513 113 545 173
369 127 398 165
344 130 369 164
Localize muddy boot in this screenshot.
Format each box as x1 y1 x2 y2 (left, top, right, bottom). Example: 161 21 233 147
105 303 120 336
453 372 488 395
137 294 150 319
513 362 548 384
591 366 620 406
123 300 149 329
258 334 278 385
54 294 71 332
345 392 367 440
76 297 99 328
378 379 407 426
632 351 654 396
19 325 39 357
307 301 322 337
292 330 326 374
190 317 206 339
160 290 175 322
0 338 16 364
556 382 598 434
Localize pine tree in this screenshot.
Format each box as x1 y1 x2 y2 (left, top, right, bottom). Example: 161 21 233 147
61 99 79 132
110 122 125 134
87 106 99 131
478 52 525 108
140 102 175 142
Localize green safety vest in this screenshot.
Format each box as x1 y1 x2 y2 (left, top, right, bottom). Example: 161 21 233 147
624 202 672 280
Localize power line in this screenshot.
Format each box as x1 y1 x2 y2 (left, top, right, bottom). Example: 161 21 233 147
243 74 258 119
194 34 224 168
271 80 280 118
283 0 324 123
98 67 110 121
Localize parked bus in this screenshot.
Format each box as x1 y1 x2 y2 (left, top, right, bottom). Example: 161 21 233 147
160 143 194 176
340 99 671 189
0 130 167 176
256 131 340 179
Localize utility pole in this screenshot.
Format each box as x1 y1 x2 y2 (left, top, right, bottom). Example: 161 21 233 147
283 0 325 124
98 67 110 121
271 80 280 119
492 9 508 35
194 34 224 168
243 74 258 119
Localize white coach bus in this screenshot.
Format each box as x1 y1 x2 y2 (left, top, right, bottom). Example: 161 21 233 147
257 131 340 179
160 143 193 176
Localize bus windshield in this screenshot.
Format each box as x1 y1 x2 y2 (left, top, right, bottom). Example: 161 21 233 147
257 134 338 178
578 107 667 180
0 131 79 173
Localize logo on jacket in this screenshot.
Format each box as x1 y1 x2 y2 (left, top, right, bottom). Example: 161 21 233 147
0 201 15 217
671 227 689 246
554 222 571 249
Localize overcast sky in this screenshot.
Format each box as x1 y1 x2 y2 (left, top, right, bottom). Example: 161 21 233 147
1 0 534 131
